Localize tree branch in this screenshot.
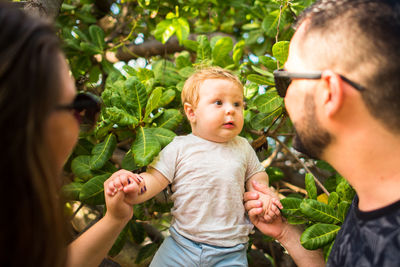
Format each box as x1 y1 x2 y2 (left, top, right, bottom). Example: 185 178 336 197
115 32 236 61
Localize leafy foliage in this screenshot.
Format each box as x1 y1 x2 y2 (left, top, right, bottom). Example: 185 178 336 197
52 0 356 265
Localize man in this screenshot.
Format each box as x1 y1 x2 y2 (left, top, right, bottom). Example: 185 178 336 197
245 0 400 266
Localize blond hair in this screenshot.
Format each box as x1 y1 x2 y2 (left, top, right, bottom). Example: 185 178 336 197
181 66 243 107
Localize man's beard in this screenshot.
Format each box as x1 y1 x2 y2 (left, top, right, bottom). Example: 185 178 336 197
292 94 331 160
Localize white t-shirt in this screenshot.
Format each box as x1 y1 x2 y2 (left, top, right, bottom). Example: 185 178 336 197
149 134 265 247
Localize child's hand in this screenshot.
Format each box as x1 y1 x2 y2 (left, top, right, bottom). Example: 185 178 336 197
105 169 147 205
258 193 283 223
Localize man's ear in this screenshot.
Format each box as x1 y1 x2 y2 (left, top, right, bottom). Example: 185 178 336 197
321 70 344 117
184 103 196 123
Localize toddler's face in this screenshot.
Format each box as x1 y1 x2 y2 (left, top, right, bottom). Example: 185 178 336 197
190 78 244 143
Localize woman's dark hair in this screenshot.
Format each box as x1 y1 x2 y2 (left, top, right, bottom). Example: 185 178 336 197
0 2 67 266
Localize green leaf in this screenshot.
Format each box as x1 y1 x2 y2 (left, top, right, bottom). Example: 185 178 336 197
90 134 117 170
109 224 129 257
300 199 341 224
287 216 309 225
71 155 93 180
79 173 111 205
144 87 163 119
262 10 283 38
104 107 139 127
61 182 83 201
300 223 341 250
153 109 183 130
305 173 317 200
154 19 175 44
182 39 198 52
89 25 105 50
247 74 275 85
196 35 212 62
244 83 259 99
73 139 94 155
336 180 355 202
159 89 176 107
259 56 277 71
272 41 290 65
253 90 283 113
174 17 190 45
281 197 302 216
148 127 176 148
178 66 195 78
337 201 351 222
212 37 234 67
129 221 146 244
80 42 102 55
250 107 282 130
328 192 339 208
135 243 159 264
121 150 137 171
266 167 285 183
153 60 182 87
132 127 161 167
251 65 274 78
175 51 192 69
232 40 245 66
125 77 148 120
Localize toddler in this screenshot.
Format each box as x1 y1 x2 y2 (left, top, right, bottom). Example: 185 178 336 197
105 67 282 267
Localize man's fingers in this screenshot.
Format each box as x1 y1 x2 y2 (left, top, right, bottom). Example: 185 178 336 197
244 199 263 212
244 191 260 202
248 207 264 217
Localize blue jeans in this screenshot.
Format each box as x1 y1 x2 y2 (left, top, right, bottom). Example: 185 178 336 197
149 227 248 267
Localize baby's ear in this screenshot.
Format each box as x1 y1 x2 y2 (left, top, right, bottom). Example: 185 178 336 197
184 103 196 123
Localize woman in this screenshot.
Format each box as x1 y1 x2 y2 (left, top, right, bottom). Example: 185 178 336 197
0 2 133 266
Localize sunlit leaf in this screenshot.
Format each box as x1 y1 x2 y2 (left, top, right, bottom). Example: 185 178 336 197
300 199 341 224
153 109 183 130
90 133 117 170
132 127 161 167
247 74 275 85
272 41 290 65
79 173 111 205
144 87 163 119
148 127 176 147
301 223 340 250
305 173 317 200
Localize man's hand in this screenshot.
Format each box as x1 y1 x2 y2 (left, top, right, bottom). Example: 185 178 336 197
244 180 287 239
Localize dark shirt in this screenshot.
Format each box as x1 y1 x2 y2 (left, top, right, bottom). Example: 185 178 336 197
327 195 400 266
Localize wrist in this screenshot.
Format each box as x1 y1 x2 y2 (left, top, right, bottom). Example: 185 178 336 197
276 221 301 247
103 211 131 227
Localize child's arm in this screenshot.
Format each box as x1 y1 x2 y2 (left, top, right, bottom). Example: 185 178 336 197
246 172 283 221
105 167 170 205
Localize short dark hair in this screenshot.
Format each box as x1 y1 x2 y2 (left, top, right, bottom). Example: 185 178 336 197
0 2 67 266
298 0 400 131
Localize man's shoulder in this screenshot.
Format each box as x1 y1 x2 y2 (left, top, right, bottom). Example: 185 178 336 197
328 198 400 266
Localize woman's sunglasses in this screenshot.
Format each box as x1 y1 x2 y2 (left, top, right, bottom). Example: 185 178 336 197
273 68 366 97
55 93 101 131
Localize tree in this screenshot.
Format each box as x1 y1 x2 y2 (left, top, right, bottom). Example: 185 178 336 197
15 0 355 266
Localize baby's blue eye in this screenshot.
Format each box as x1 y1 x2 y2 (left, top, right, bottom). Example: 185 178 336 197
234 102 242 107
215 100 222 105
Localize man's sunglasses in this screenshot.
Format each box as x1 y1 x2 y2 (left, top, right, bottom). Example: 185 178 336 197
273 69 367 97
55 93 101 131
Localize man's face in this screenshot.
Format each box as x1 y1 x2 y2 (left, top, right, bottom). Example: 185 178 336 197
284 22 332 159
